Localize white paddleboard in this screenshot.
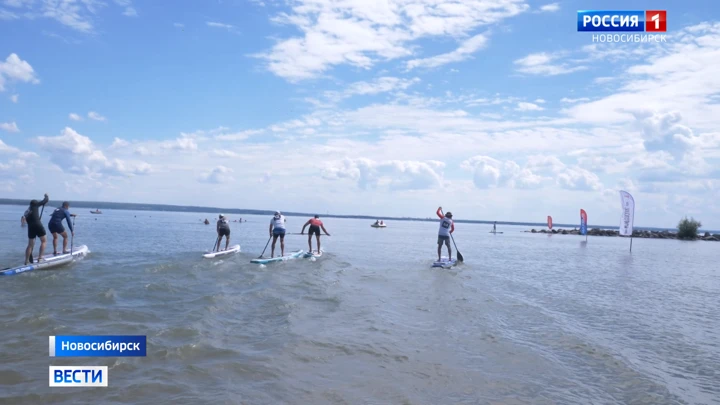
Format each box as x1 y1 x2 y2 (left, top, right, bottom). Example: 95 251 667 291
251 249 304 264
432 257 457 269
303 250 323 259
1 245 90 276
203 244 240 259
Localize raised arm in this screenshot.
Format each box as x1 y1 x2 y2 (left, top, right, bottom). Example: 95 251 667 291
436 207 443 219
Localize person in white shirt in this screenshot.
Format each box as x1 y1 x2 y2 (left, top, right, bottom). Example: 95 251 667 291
269 211 286 258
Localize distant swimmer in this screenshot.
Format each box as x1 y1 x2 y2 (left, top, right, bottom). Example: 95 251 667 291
23 193 49 264
215 214 231 251
48 201 77 255
301 215 330 253
204 218 210 225
436 206 454 261
269 211 286 258
20 215 26 227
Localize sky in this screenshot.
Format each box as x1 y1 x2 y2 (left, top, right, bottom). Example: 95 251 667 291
1 0 720 229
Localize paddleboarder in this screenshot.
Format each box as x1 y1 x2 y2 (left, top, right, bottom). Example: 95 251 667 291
269 211 286 258
436 206 454 261
300 215 330 253
48 201 76 255
215 214 231 251
493 221 497 232
23 193 49 265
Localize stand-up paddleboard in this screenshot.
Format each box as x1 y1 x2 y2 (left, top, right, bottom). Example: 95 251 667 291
203 244 240 259
251 249 304 264
303 250 323 259
490 231 504 234
1 245 90 276
432 257 457 269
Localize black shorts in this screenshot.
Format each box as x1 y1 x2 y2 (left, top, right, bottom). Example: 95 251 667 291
28 224 46 239
437 235 450 245
218 228 230 237
309 225 320 236
48 222 65 234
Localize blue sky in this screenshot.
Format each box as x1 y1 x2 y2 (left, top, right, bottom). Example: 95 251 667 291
1 0 720 229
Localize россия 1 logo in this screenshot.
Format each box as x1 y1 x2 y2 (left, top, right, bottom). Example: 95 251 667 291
577 10 667 43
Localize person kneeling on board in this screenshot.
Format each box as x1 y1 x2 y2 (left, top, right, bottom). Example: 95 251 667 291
436 206 454 261
23 193 50 265
301 215 330 253
215 214 231 251
269 211 286 258
48 201 76 255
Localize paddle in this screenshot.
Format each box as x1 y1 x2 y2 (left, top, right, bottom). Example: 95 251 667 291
440 208 464 262
70 216 75 255
258 236 272 258
212 235 220 253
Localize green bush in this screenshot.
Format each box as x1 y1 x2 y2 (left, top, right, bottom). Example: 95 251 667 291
677 217 702 240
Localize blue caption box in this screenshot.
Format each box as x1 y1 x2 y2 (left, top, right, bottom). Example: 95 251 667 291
49 335 147 357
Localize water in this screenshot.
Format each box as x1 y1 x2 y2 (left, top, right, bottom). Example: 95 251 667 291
1 205 718 404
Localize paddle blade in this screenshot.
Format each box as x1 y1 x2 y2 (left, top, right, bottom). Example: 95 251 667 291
457 251 464 262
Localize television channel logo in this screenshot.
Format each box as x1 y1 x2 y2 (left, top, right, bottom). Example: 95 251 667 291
49 366 108 387
577 10 667 32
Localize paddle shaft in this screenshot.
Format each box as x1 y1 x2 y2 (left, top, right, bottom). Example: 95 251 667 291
440 208 464 262
213 235 220 252
258 236 272 258
71 216 75 254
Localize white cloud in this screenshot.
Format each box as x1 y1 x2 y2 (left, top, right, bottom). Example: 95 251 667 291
88 111 106 121
211 149 239 158
461 156 545 189
534 98 546 103
556 167 603 191
1 121 19 133
514 52 587 76
539 3 559 12
110 137 129 149
161 135 198 151
322 158 445 190
114 1 137 17
122 7 137 17
207 21 235 31
256 0 529 81
560 97 590 103
406 33 489 70
174 22 184 28
69 113 83 121
0 53 40 92
4 0 141 32
199 166 234 184
10 94 18 103
35 127 152 177
516 102 543 111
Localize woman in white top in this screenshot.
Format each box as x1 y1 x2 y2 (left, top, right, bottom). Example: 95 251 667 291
269 211 286 258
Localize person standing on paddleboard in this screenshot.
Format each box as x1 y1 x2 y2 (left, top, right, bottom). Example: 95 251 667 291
269 211 286 258
300 215 330 253
48 201 76 255
215 214 231 251
436 206 454 261
24 193 49 265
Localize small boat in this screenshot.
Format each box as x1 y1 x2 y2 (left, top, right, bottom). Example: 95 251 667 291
90 209 102 214
371 221 387 228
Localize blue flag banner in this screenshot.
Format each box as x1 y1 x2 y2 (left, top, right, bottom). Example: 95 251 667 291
580 209 588 235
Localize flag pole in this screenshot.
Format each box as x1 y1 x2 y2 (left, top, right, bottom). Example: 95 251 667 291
630 237 633 252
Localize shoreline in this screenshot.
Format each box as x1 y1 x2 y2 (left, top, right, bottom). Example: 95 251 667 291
526 228 720 241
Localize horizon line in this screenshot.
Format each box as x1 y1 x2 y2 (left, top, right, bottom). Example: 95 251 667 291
0 198 709 232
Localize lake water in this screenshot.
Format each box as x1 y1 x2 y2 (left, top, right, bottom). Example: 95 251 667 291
0 205 718 404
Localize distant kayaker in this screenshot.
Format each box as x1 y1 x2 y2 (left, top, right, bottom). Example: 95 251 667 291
215 214 231 251
48 201 76 255
301 215 330 253
436 206 454 261
269 211 286 258
23 193 49 265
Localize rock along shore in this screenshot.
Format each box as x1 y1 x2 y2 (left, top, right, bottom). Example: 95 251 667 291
525 228 720 241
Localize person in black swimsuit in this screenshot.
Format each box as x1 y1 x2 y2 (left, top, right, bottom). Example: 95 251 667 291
215 214 231 251
24 193 49 265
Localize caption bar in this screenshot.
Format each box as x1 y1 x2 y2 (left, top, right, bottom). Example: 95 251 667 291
49 335 147 357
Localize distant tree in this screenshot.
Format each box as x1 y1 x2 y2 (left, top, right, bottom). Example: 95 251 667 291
677 217 702 240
